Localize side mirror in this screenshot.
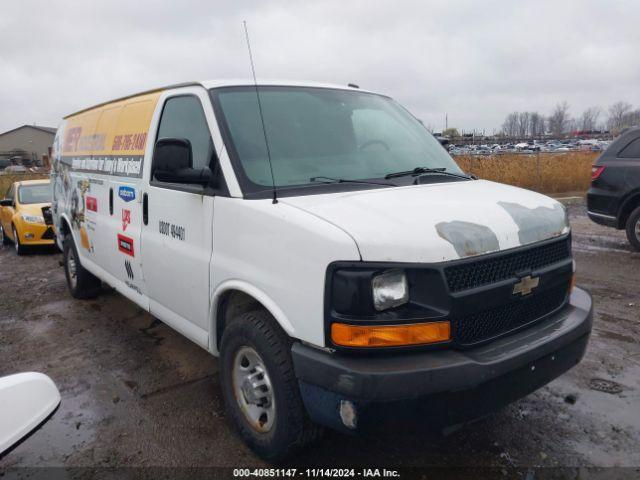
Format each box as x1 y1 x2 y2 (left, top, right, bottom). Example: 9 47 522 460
153 137 193 173
0 199 12 207
0 372 60 454
153 138 211 187
155 166 213 186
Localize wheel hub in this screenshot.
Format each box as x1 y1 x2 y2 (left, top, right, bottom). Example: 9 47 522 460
67 249 78 288
232 346 276 433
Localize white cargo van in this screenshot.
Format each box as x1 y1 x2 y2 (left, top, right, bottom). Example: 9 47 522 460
52 80 592 460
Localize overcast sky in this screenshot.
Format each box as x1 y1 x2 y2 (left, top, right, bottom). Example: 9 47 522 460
1 0 638 134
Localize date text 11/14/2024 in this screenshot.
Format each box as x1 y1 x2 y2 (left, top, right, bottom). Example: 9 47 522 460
232 468 400 478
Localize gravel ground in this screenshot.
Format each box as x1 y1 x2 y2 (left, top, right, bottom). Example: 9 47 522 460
0 199 639 477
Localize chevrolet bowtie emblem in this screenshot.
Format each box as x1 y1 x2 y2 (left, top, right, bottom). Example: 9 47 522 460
513 275 540 296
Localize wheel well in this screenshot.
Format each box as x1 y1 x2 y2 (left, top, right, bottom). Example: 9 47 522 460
216 290 268 348
59 217 71 239
619 194 640 228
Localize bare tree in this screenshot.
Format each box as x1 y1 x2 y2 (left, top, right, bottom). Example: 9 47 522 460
548 101 571 137
517 112 530 137
529 112 545 137
608 101 633 131
579 106 601 132
623 109 640 128
502 112 519 137
442 127 460 138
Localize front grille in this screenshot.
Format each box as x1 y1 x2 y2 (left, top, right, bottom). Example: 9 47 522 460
454 285 568 346
41 227 55 240
42 206 53 225
444 236 571 293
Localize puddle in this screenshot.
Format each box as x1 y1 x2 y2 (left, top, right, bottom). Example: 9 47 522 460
4 388 98 466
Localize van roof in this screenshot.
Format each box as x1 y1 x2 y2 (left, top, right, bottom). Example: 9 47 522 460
64 79 369 119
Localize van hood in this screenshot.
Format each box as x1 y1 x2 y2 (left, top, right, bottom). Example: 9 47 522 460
281 180 569 263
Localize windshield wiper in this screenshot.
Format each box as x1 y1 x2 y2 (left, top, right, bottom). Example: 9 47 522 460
384 166 471 180
310 176 396 187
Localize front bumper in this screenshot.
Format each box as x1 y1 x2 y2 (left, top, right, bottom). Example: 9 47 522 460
292 287 593 432
586 190 620 228
587 210 618 228
16 223 56 245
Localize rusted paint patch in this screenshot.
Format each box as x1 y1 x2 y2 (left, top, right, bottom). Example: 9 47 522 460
436 221 500 258
498 201 569 245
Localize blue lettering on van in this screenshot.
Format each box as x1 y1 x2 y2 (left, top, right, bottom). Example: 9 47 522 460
118 186 136 202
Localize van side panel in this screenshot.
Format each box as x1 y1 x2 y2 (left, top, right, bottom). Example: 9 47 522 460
51 92 161 307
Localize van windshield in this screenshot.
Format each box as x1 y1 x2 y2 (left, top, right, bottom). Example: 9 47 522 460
210 86 464 197
18 184 50 204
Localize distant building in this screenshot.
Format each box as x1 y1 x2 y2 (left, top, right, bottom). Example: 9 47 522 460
0 125 57 169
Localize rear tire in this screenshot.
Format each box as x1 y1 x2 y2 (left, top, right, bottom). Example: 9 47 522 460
63 234 101 299
219 310 322 461
0 223 9 245
12 225 25 256
625 206 640 251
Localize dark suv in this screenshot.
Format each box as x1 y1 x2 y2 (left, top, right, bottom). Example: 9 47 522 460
587 127 640 250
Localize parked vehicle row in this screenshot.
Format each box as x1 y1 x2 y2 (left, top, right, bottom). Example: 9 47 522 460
449 138 611 155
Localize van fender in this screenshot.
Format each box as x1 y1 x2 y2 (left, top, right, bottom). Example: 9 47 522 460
57 213 91 269
57 213 75 250
209 279 295 355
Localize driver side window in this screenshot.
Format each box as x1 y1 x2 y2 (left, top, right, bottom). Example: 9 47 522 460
154 95 215 177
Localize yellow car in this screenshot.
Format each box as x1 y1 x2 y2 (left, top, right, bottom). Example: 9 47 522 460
0 179 55 255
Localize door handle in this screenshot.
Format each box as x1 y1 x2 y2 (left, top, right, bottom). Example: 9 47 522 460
109 188 113 215
143 193 148 226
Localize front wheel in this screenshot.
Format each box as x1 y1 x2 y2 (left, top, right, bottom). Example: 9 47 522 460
219 310 322 461
0 223 10 245
12 225 25 256
63 234 101 299
625 206 640 251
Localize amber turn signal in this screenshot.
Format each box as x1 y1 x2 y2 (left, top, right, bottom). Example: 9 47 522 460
331 321 451 348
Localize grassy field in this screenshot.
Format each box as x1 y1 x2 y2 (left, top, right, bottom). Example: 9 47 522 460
455 151 599 194
0 172 50 197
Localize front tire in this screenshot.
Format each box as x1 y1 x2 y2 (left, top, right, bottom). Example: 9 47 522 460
0 223 9 245
625 206 640 251
219 310 322 461
63 234 101 299
12 225 25 256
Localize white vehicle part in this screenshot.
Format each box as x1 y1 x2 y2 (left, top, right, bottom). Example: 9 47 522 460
0 372 60 454
140 87 220 348
281 180 569 263
210 197 361 353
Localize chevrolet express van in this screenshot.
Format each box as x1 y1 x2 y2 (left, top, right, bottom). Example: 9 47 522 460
52 80 593 460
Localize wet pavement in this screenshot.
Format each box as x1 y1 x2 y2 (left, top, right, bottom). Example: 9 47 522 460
0 199 639 475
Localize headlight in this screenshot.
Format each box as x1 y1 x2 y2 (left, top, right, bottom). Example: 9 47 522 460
372 269 409 311
21 214 45 224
